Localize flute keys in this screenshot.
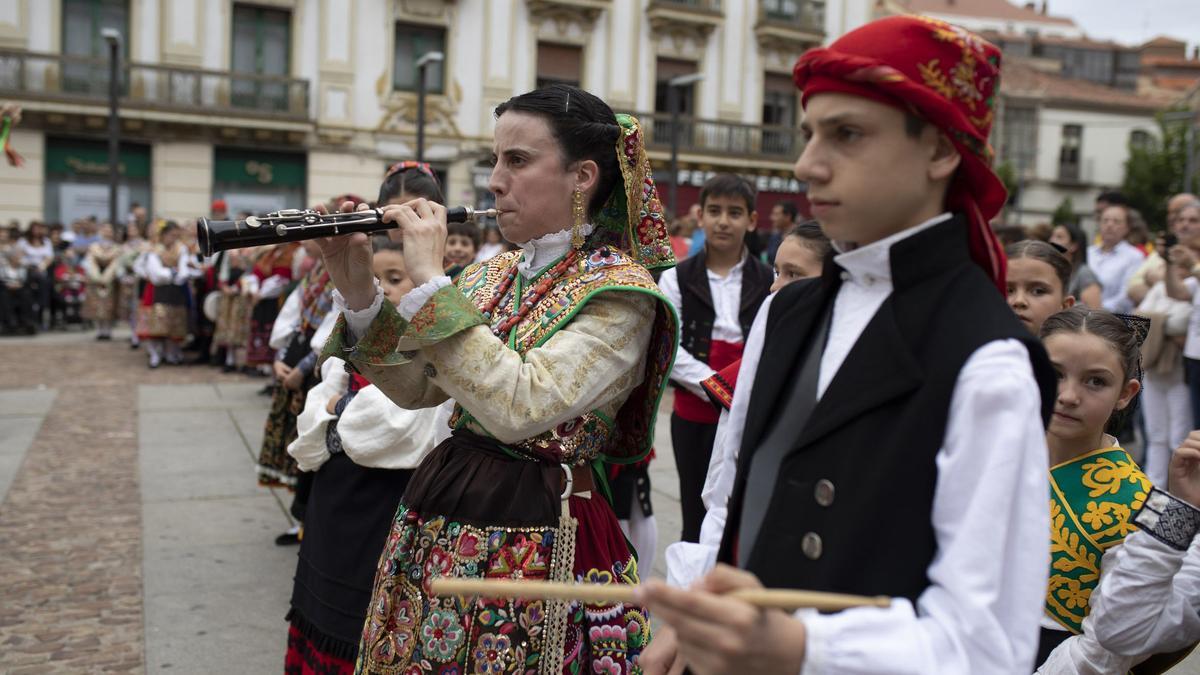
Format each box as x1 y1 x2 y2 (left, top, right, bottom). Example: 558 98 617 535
245 215 261 229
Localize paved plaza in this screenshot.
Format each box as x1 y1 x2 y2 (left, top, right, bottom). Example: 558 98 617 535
0 329 1196 673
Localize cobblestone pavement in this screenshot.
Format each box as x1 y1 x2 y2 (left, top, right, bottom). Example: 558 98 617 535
0 331 269 674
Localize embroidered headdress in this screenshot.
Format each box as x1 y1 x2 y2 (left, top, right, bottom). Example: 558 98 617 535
793 15 1007 290
589 114 676 271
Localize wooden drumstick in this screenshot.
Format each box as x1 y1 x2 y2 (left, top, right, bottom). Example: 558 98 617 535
430 578 891 611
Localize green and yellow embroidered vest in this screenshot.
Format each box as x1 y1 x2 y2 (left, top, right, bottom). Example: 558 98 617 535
449 249 677 467
1045 446 1151 633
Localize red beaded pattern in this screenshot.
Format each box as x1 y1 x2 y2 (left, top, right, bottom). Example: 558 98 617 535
480 249 581 340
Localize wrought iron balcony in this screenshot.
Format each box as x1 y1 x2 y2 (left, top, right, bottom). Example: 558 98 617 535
0 49 310 122
637 111 805 159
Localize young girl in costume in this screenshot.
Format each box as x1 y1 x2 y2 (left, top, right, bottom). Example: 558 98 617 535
82 222 122 340
212 248 255 372
1034 307 1158 673
136 221 194 368
1006 240 1076 336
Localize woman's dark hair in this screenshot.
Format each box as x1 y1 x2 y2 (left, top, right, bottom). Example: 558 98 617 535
1054 222 1088 268
786 220 831 258
1006 240 1072 296
447 221 481 250
378 167 444 205
1040 306 1142 434
494 84 621 218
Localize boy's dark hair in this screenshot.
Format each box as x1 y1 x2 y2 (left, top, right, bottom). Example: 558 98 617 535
699 173 756 213
379 166 445 205
371 235 403 253
1096 190 1129 207
786 220 831 258
495 84 621 219
1041 306 1142 435
447 222 481 250
775 201 799 220
1006 240 1072 295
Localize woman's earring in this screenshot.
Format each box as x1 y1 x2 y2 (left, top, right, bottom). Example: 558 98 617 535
571 188 586 249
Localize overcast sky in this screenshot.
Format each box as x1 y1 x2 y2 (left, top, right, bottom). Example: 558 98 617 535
1044 0 1200 51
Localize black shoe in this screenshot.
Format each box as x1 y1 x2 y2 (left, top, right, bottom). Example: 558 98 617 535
274 531 301 546
222 363 237 373
130 342 139 350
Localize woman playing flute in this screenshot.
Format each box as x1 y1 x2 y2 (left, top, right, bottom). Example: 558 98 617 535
315 84 678 674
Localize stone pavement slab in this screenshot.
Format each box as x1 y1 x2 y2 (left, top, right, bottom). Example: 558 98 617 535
139 382 294 675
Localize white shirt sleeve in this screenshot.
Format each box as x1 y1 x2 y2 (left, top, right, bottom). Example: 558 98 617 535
665 294 773 588
657 266 716 398
799 339 1049 675
333 276 455 342
1089 530 1200 655
269 286 304 351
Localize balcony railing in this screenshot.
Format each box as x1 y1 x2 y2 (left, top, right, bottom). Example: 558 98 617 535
637 111 805 159
0 49 310 121
759 0 824 32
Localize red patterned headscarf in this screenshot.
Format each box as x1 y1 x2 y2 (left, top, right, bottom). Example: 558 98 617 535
793 15 1007 292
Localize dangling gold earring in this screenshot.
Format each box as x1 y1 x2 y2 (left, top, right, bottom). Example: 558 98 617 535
571 188 586 249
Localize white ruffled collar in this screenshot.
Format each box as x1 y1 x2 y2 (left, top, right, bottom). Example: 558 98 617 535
516 222 595 279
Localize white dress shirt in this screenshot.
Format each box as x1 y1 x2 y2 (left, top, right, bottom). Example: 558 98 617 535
657 252 750 399
143 247 193 286
665 213 1051 675
1087 241 1144 314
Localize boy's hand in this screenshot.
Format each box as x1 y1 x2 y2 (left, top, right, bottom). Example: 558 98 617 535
637 565 806 675
282 366 305 391
272 360 292 381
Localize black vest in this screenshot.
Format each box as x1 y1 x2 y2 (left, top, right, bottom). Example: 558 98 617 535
717 217 1056 602
676 250 774 364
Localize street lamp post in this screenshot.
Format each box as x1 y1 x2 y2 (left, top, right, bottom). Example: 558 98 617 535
415 51 444 163
667 73 703 219
102 28 121 237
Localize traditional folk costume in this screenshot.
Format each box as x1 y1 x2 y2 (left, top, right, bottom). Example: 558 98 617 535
82 238 122 337
212 250 254 363
1032 439 1196 674
667 17 1061 673
257 262 333 489
323 114 677 674
136 241 194 365
658 249 772 542
283 349 449 674
245 243 299 366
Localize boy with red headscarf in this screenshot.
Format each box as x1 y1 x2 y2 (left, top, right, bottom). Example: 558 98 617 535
641 16 1058 674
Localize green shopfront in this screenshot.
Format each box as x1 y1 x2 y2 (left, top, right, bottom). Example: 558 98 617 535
213 147 306 217
43 137 152 225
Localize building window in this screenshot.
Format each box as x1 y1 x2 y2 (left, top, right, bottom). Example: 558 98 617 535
1000 105 1037 174
762 73 798 155
1059 124 1082 183
536 43 583 89
394 23 445 94
231 4 291 112
654 58 700 147
762 0 823 26
61 0 129 94
213 147 306 217
1130 129 1152 151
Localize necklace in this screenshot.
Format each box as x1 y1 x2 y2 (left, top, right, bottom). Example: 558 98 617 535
481 249 580 340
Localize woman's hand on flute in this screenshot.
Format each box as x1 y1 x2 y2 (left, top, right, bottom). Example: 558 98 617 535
379 198 447 288
312 201 376 311
637 564 807 675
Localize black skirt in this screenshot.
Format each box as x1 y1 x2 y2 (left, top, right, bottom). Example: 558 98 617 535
288 452 413 659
